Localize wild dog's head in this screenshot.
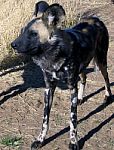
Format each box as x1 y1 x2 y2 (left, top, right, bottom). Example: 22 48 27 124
11 1 66 56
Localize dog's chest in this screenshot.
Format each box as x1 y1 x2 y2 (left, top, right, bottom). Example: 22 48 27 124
33 56 77 82
53 66 69 81
48 65 75 83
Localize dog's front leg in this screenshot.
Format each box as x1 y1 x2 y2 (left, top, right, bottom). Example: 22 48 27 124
31 75 57 150
69 87 79 150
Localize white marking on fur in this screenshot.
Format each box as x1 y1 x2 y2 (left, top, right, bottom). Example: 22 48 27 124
48 14 55 25
53 65 56 69
45 89 50 95
52 72 57 78
105 87 110 97
70 121 77 144
37 116 48 143
32 57 37 64
72 97 77 104
48 35 57 43
71 112 75 118
43 120 48 129
71 88 76 94
44 115 47 120
64 66 68 71
37 126 48 142
52 72 59 80
32 57 41 66
78 83 85 100
70 121 74 133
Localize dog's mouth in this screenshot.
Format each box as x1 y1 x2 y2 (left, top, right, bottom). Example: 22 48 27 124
27 46 43 56
15 46 43 56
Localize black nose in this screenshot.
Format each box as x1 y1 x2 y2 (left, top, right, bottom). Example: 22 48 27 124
11 42 18 49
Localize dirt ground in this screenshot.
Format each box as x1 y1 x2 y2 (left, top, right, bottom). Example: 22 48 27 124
0 2 114 150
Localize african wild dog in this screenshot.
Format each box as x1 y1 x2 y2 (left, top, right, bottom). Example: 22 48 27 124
11 1 112 150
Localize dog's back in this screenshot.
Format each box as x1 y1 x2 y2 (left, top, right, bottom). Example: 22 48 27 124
65 17 109 67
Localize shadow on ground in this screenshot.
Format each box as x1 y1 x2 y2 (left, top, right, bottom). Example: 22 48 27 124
42 95 114 149
0 62 95 105
0 62 114 106
0 62 45 105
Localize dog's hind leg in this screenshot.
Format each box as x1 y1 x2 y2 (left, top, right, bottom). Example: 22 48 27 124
99 64 112 103
98 63 112 103
78 72 86 104
94 22 112 104
31 77 57 149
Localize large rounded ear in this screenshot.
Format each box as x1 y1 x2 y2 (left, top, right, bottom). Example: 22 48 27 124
33 1 49 18
42 3 65 28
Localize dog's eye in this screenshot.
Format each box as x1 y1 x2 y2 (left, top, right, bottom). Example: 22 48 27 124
30 31 38 37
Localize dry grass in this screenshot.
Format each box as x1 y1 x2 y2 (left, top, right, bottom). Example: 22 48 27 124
0 0 111 69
